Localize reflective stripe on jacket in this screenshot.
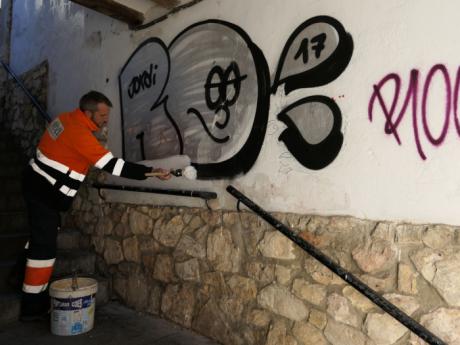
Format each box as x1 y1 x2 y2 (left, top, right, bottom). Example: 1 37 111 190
26 108 150 211
27 109 112 210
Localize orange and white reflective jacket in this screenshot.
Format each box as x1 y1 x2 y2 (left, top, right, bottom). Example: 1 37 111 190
26 108 150 211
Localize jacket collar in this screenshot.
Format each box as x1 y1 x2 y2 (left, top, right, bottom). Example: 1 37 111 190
72 108 99 132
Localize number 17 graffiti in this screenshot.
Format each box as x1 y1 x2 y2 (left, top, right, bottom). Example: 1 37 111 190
119 16 353 179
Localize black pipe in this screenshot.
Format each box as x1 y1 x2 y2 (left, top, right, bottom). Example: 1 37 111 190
1 61 52 123
226 185 446 345
135 131 146 160
93 183 217 201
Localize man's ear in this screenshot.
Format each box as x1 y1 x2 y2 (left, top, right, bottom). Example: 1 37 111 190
83 110 92 118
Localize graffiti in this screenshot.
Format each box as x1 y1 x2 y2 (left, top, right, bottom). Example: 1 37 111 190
119 38 170 160
369 64 460 160
128 63 159 99
120 20 270 179
273 16 353 170
272 16 354 95
294 33 327 64
188 61 248 144
119 17 354 179
135 131 146 160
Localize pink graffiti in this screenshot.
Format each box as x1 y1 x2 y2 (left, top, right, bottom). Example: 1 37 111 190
368 64 460 160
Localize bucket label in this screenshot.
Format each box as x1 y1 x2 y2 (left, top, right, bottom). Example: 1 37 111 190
52 294 96 311
71 322 83 334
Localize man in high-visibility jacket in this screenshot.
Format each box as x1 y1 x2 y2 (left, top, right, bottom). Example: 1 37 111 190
20 90 170 321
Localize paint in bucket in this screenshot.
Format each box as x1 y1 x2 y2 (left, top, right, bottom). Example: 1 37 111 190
49 277 98 336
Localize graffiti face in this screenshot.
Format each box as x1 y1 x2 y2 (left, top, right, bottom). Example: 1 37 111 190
119 20 270 178
162 22 268 173
119 17 353 178
203 62 247 136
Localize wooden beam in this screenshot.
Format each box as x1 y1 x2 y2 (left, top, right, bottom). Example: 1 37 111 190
70 0 144 27
151 0 180 10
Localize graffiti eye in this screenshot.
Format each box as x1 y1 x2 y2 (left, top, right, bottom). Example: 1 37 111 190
205 65 225 109
224 62 247 106
226 81 237 104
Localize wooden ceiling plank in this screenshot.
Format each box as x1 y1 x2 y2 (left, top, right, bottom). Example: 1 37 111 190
70 0 144 26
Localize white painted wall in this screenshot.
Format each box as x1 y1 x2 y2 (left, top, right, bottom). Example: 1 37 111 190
9 0 460 225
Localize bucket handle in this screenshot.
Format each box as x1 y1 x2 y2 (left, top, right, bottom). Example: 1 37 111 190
71 271 79 291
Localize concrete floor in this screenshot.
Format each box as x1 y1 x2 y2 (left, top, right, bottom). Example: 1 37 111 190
0 302 221 345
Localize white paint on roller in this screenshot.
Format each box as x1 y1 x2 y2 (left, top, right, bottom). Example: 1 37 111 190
183 166 197 180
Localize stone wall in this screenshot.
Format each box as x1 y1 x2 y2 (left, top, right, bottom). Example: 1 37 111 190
1 60 48 158
63 185 460 345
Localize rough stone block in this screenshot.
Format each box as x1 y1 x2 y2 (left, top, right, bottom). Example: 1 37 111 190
365 313 408 345
292 321 328 345
57 229 81 250
258 284 308 321
54 250 96 277
0 293 20 327
259 231 297 260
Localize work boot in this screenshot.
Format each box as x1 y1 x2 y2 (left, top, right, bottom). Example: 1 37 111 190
20 291 51 322
20 309 50 322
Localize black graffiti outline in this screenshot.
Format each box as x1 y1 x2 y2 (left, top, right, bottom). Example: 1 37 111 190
119 37 171 159
277 95 344 170
272 15 354 95
135 131 146 160
271 16 353 170
164 19 271 179
161 96 184 155
127 63 159 99
187 108 230 143
120 17 353 177
294 33 327 64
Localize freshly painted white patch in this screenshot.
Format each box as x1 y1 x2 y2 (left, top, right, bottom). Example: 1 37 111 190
139 154 191 170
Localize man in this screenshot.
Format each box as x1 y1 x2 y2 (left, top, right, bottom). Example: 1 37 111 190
20 90 170 320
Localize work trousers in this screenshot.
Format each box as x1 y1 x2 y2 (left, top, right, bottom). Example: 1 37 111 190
21 188 60 316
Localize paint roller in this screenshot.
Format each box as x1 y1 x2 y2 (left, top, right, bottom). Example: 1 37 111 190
141 155 197 180
145 166 197 180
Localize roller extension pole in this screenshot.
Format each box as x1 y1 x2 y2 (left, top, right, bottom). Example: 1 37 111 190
93 183 217 201
226 185 446 345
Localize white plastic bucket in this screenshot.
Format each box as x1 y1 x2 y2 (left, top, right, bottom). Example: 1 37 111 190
49 277 98 336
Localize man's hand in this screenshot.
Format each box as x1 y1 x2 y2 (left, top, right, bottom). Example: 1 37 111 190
151 168 171 180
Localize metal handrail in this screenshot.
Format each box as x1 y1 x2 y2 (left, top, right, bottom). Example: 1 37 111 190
93 183 217 201
226 185 446 345
1 60 51 123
